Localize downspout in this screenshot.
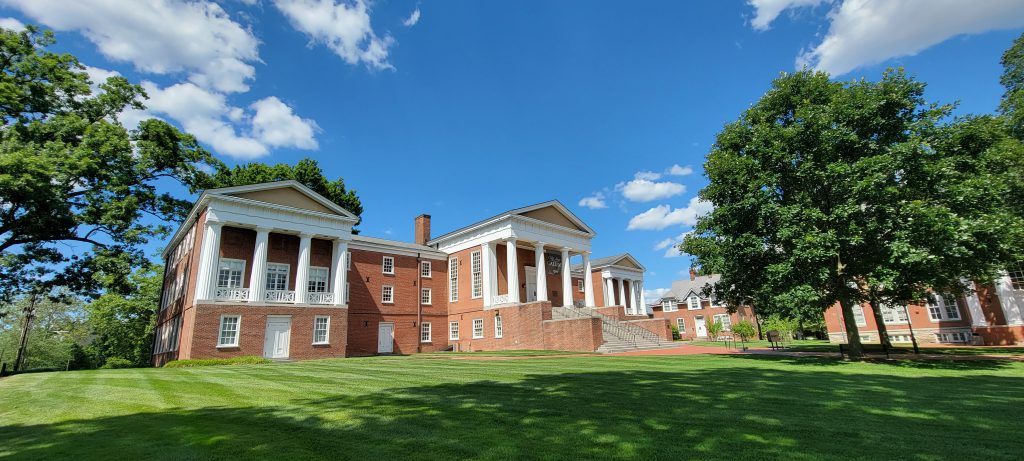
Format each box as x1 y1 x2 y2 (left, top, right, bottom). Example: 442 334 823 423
416 253 422 354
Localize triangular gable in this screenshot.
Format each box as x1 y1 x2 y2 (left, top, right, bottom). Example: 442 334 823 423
519 206 587 232
612 256 642 270
210 181 358 219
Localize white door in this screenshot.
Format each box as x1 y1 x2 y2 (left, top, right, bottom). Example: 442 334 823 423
695 316 707 338
524 266 538 302
377 322 395 354
263 316 291 359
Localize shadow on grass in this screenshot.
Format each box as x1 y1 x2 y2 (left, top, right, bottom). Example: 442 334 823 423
1 363 1021 460
733 352 1017 370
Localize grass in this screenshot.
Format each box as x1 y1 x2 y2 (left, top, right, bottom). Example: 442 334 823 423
687 339 1024 356
1 354 1022 460
163 356 272 368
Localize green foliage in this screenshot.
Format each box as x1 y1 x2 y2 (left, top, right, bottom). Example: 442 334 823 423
208 158 363 225
670 323 681 340
85 267 161 367
163 356 271 368
706 319 723 340
0 292 89 370
0 26 219 300
732 320 756 342
762 314 799 340
1001 32 1024 140
99 357 134 369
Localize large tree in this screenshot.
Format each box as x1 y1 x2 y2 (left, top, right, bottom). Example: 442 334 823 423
85 266 161 367
0 26 218 300
682 69 1021 359
1001 32 1024 141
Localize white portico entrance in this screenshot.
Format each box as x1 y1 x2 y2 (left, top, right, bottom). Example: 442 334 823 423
589 254 648 316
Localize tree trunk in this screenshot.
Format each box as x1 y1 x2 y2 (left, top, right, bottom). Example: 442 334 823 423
14 304 34 372
838 297 864 360
867 294 891 348
751 307 764 340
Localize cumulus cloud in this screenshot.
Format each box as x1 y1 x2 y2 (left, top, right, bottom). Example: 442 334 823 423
0 16 24 31
402 7 420 27
747 0 825 31
655 231 691 258
644 287 671 301
250 96 319 150
627 197 713 231
666 164 694 176
578 192 608 210
616 171 686 202
3 0 261 93
274 0 395 70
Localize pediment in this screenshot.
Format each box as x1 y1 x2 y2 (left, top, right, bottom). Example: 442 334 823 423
517 204 588 233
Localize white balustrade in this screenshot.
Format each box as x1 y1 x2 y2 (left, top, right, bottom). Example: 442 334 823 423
215 287 250 302
307 292 335 305
265 290 296 303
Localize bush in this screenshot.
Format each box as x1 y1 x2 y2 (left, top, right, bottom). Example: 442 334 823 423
100 357 135 369
670 324 681 340
732 320 757 342
163 356 271 368
706 319 724 340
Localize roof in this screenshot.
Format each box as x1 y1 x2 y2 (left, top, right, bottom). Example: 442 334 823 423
572 253 646 272
350 235 448 259
203 180 359 219
661 274 721 301
428 200 596 245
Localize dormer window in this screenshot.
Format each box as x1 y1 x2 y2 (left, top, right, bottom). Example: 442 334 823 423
687 296 701 310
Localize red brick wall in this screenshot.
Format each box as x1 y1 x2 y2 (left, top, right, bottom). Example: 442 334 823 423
823 297 974 341
975 283 1009 325
267 233 299 290
653 303 754 340
186 303 348 360
628 318 672 341
592 271 606 306
594 306 646 321
447 247 484 314
346 312 450 356
542 317 603 352
447 301 552 351
973 325 1024 345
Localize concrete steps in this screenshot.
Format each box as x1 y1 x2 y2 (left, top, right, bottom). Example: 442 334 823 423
551 305 674 353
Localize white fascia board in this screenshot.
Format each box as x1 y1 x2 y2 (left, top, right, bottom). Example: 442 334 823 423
205 196 354 240
349 240 449 260
161 193 211 259
600 267 644 280
433 219 514 254
204 180 358 220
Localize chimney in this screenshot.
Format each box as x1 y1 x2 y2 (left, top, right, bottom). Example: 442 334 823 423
414 214 431 245
689 267 697 281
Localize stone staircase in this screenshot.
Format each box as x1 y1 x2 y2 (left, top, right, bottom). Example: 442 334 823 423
551 305 677 353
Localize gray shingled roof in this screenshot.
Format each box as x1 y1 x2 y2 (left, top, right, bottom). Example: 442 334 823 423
661 274 721 301
351 235 447 257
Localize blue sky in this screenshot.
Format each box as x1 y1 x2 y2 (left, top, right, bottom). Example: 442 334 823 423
4 0 1023 299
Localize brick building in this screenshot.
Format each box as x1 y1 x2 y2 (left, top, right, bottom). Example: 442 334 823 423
152 181 670 364
651 270 756 340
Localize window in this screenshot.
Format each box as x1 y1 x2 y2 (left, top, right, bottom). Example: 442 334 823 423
687 296 701 310
713 313 732 331
942 295 961 320
346 252 351 271
473 318 484 338
218 315 239 347
217 258 245 288
578 279 585 292
382 256 394 275
676 318 686 333
1009 265 1024 290
313 316 330 344
494 315 503 338
449 257 459 301
888 334 913 343
852 306 867 327
420 322 432 342
471 251 482 298
421 288 432 305
266 263 289 291
928 295 961 321
881 304 909 324
936 332 969 343
308 267 329 293
421 261 431 277
450 321 460 340
662 300 678 312
345 282 350 304
927 300 943 321
382 285 394 304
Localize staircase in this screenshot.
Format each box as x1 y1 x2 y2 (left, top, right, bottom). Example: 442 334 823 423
551 305 677 353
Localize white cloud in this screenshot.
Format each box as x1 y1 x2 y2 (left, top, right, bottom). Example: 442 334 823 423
274 0 395 70
617 178 686 202
142 82 267 158
667 164 694 176
627 198 713 231
654 231 691 258
775 0 1024 76
748 0 825 31
0 16 24 30
3 0 261 93
578 192 608 210
644 287 671 301
402 7 420 27
250 96 319 150
633 171 662 181
82 65 121 94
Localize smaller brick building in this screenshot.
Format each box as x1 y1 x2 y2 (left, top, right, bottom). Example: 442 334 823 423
651 270 756 340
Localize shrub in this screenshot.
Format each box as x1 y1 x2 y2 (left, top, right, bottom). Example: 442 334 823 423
670 324 681 340
706 319 724 340
100 357 135 369
732 320 757 342
163 356 271 368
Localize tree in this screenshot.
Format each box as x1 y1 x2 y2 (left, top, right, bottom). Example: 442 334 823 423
732 320 756 346
706 319 723 341
207 158 363 225
682 69 1022 359
0 26 218 301
1000 32 1024 141
85 267 161 367
0 290 89 371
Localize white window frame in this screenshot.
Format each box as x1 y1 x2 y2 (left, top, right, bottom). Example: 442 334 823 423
217 315 240 347
381 285 394 304
346 252 351 271
941 295 961 321
450 321 460 340
852 306 867 327
1008 265 1024 290
577 279 584 292
881 304 909 325
472 318 484 339
265 263 290 291
471 251 482 299
308 266 330 293
217 258 246 289
420 322 432 343
345 282 350 304
676 317 686 333
421 288 432 305
382 256 395 275
663 299 678 312
449 257 459 301
312 315 330 345
713 313 731 331
687 296 701 310
494 315 503 339
421 261 432 278
935 332 969 343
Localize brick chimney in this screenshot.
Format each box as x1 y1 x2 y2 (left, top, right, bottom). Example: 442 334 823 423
689 267 697 281
414 214 431 245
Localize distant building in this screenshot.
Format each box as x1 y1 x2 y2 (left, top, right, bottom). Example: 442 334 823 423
651 269 756 340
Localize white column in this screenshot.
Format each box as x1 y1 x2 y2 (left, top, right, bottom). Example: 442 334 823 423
248 227 271 302
618 278 627 310
583 252 595 308
295 233 312 304
481 242 496 307
534 242 548 302
505 238 519 303
603 276 614 307
638 280 647 316
561 248 573 307
331 240 349 306
194 221 223 301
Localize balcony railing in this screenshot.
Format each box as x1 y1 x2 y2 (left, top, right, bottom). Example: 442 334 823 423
215 287 250 302
307 292 335 305
265 290 296 303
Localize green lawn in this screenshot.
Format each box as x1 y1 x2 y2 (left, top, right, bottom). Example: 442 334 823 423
1 354 1022 460
688 339 1024 356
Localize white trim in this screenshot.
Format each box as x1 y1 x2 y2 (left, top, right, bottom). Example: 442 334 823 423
449 257 459 301
382 256 395 275
471 250 483 299
449 321 460 340
217 315 240 347
216 257 246 288
307 266 330 293
420 321 432 343
494 315 503 339
421 287 432 305
382 285 394 304
312 315 331 345
348 238 448 260
420 261 432 278
428 200 596 246
202 180 359 219
265 262 291 292
472 318 484 339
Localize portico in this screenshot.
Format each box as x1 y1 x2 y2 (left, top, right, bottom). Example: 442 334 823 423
584 254 648 316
